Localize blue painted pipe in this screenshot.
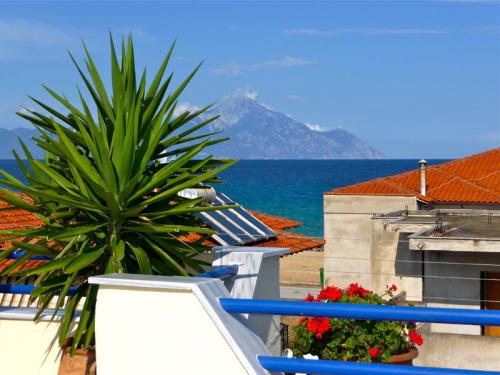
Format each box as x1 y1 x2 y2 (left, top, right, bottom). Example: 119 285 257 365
219 298 500 326
258 356 500 375
7 251 52 261
0 284 77 295
197 265 239 280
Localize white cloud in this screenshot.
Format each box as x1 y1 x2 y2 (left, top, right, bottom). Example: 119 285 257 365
242 89 258 100
212 56 318 77
282 28 448 37
174 102 200 116
287 94 301 101
305 123 328 132
0 18 77 61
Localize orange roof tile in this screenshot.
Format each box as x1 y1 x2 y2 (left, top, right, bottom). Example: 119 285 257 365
0 259 46 272
249 210 302 230
252 230 325 254
326 148 500 205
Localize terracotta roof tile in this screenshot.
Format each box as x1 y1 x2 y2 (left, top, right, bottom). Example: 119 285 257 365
326 148 500 205
248 210 302 229
253 230 325 254
0 194 323 265
0 259 46 272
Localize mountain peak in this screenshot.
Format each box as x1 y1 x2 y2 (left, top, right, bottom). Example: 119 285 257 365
205 94 384 159
211 90 273 128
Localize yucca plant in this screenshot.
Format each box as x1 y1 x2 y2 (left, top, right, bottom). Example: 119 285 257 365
0 35 235 352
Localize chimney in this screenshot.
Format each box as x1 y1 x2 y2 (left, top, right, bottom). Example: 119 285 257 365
419 159 427 196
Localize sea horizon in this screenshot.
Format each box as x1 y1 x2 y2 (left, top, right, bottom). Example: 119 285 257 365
0 158 450 239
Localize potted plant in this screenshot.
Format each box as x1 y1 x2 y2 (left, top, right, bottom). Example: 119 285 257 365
0 34 235 374
292 283 423 365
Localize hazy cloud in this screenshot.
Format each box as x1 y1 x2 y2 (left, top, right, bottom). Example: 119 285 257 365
305 123 328 132
287 94 301 101
241 89 258 100
282 28 448 37
465 26 500 34
174 102 200 116
0 18 77 61
212 56 318 77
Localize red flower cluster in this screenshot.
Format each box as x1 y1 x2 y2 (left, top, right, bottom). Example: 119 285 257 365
347 283 372 298
317 286 343 302
368 347 380 358
304 294 316 302
306 317 331 339
390 284 397 292
409 330 424 346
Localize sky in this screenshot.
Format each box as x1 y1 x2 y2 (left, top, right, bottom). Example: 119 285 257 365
0 1 499 158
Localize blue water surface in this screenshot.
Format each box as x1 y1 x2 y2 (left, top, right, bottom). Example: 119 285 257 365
0 159 447 238
217 160 447 238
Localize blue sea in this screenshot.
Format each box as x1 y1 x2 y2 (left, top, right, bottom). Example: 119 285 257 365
0 159 447 238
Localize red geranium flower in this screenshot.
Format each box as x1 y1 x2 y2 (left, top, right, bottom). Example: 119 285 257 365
368 347 380 358
347 283 372 298
306 317 331 339
317 286 344 302
304 294 316 302
391 284 397 292
409 330 424 346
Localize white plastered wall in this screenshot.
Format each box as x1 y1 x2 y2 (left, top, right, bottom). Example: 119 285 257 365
0 308 63 375
89 274 274 375
323 194 417 291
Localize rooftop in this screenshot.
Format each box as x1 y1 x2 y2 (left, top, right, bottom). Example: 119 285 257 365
0 192 324 270
326 148 500 205
385 210 500 240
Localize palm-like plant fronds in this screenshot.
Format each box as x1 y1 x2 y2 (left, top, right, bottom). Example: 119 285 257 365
0 35 235 352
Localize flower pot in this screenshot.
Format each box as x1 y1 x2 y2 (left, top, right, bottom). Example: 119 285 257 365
387 347 418 366
58 339 96 375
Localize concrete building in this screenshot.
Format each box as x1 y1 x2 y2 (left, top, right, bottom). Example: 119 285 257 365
323 148 500 338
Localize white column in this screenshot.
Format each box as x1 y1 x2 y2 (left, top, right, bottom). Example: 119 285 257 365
212 246 290 355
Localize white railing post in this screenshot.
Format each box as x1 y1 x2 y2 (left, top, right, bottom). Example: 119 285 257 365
212 246 290 356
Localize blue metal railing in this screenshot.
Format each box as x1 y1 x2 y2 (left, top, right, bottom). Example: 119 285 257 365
258 356 499 375
219 298 500 374
219 298 500 326
0 265 239 295
7 251 52 261
0 284 78 295
197 265 239 281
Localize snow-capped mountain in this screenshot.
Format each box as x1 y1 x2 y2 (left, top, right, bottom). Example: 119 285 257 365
202 93 384 159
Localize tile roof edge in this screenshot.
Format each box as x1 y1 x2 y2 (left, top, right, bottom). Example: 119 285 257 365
324 148 500 203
